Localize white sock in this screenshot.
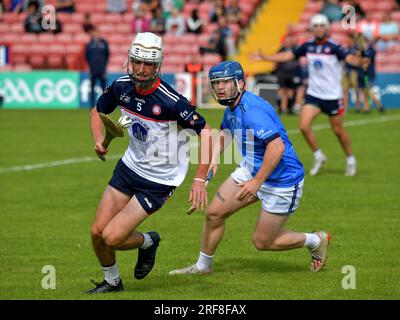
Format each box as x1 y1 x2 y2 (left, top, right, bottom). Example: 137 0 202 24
313 149 324 159
347 155 356 165
139 232 153 249
102 263 120 286
303 233 321 250
196 252 214 271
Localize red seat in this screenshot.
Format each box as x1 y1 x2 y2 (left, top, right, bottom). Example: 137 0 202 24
14 63 32 71
29 54 46 69
47 55 65 69
71 13 85 24
56 33 73 44
73 33 91 44
38 33 56 44
202 53 221 65
19 34 38 44
63 23 83 34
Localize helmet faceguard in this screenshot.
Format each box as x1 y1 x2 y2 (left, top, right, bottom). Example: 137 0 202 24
126 32 163 88
209 61 245 106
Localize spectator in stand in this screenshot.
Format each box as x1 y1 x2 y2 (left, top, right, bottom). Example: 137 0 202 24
0 0 4 21
161 0 184 19
107 0 127 14
210 0 226 23
149 6 166 35
140 0 159 14
357 12 380 43
9 0 24 13
85 28 110 108
321 0 342 22
186 8 203 34
376 12 399 52
200 17 233 60
24 0 43 33
226 0 243 27
165 7 185 36
55 0 75 13
83 13 95 33
131 9 151 33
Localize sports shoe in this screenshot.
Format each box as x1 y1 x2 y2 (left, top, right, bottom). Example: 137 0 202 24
134 231 161 280
309 154 327 176
345 161 357 176
309 231 330 272
85 279 124 294
169 264 212 275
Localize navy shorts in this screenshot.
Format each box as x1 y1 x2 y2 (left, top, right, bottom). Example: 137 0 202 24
305 94 343 117
109 159 176 214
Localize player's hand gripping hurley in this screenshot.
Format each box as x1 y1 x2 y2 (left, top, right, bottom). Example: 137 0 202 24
186 171 214 215
97 113 124 161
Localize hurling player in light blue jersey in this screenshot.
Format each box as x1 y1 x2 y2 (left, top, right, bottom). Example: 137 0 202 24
169 61 330 275
87 32 212 293
251 14 371 177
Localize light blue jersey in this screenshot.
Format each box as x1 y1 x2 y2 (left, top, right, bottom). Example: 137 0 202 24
221 91 304 188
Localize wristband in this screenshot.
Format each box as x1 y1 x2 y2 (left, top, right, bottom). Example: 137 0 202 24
194 178 206 183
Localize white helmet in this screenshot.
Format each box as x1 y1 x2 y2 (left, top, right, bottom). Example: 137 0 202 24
127 32 163 86
309 14 330 30
129 32 163 63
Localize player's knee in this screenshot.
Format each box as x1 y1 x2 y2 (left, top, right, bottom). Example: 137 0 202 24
102 229 123 248
299 123 311 134
205 207 228 224
252 234 274 251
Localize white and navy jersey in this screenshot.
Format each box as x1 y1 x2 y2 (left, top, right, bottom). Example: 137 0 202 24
293 38 349 100
220 91 304 188
96 75 206 187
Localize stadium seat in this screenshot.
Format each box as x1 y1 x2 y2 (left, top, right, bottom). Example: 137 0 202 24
73 33 91 44
116 24 132 34
14 63 32 71
56 12 72 24
63 23 83 34
10 24 24 34
376 1 396 12
29 54 46 69
47 55 65 69
202 53 221 65
56 33 73 44
0 24 10 33
19 34 38 44
304 0 324 13
71 13 85 24
38 33 56 44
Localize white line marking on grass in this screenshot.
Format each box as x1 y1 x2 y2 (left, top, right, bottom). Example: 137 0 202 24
1 115 399 174
0 155 122 173
286 114 400 134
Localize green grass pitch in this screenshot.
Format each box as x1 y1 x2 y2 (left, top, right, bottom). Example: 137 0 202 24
0 108 399 300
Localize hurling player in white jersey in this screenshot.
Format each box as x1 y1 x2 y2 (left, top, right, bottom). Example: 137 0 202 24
87 32 212 293
169 61 330 276
251 14 370 177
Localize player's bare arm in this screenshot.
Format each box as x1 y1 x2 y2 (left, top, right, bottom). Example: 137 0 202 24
90 107 108 157
235 137 285 201
189 123 213 210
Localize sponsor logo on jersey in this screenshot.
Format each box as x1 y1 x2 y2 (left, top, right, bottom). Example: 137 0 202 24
152 104 162 115
120 93 131 103
324 47 331 53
